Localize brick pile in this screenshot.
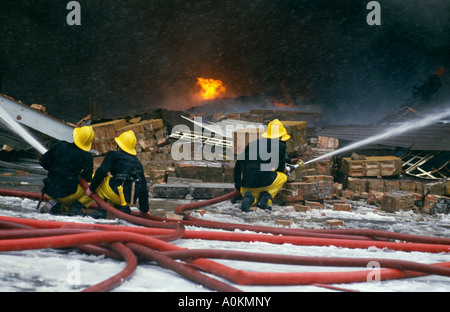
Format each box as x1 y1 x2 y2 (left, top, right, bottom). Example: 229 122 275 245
232 120 307 156
279 175 334 204
281 121 308 154
91 118 169 155
343 176 450 214
88 114 449 216
381 191 416 213
211 109 322 126
91 118 175 183
341 156 403 178
173 161 232 183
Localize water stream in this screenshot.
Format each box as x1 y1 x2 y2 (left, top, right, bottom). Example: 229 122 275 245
305 106 450 165
0 104 48 155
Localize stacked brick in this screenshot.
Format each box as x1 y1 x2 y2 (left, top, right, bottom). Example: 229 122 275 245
90 118 174 182
344 176 450 214
381 191 416 213
91 119 127 155
421 194 450 214
282 121 308 154
232 120 307 156
211 109 322 126
316 136 339 149
344 177 424 201
341 156 403 178
172 161 234 183
278 175 334 204
88 114 449 216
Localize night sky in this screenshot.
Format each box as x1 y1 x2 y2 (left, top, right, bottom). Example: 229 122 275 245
1 0 449 124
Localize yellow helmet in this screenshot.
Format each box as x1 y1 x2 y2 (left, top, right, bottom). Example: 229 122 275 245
115 130 137 155
73 126 94 151
262 119 290 141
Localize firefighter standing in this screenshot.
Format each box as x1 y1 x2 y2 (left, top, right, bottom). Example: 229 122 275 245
233 119 303 212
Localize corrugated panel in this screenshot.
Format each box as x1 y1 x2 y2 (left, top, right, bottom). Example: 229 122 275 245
315 123 450 151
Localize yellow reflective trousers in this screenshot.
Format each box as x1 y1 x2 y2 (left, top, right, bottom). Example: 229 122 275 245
240 171 287 206
93 176 122 207
52 184 92 211
52 176 120 211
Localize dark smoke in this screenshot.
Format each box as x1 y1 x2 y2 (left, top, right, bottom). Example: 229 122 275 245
0 0 449 124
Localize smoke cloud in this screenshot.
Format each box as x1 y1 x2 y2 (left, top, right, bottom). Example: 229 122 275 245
0 0 449 124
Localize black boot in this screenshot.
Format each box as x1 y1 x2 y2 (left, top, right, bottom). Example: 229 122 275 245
230 193 243 204
115 204 131 214
257 191 272 210
68 202 85 216
241 191 254 212
87 206 107 219
49 202 62 215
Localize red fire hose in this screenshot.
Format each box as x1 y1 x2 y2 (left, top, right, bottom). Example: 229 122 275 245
0 185 449 292
82 242 137 292
161 249 450 278
77 178 185 242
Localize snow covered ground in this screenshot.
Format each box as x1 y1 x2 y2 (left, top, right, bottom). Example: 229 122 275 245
0 193 449 293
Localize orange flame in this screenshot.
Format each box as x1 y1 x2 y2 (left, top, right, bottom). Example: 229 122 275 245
273 101 295 108
196 77 226 100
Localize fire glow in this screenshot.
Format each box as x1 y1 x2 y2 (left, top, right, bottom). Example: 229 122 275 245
273 101 295 108
196 77 226 100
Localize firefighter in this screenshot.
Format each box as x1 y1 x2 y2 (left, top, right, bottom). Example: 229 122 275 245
85 130 149 219
233 119 304 212
39 126 94 216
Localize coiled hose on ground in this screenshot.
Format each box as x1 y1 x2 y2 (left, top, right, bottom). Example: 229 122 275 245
0 179 449 292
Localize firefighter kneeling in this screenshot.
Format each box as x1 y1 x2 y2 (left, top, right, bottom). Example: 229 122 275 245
233 119 304 212
85 130 149 219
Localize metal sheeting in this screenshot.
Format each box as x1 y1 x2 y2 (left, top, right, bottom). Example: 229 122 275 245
0 94 74 142
0 93 75 152
315 123 450 151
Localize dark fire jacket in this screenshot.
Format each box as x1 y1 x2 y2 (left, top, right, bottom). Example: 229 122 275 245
39 141 93 199
233 138 291 190
88 150 149 213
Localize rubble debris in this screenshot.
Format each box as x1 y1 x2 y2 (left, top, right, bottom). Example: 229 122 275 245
281 121 308 155
188 104 322 126
279 175 334 203
174 161 231 183
30 104 46 113
151 184 190 199
333 203 352 211
400 150 449 180
422 195 450 214
152 182 235 200
381 191 416 213
325 219 344 227
91 118 166 155
75 103 450 217
378 106 422 124
90 117 175 183
316 136 339 149
293 204 311 212
195 209 206 216
165 212 184 221
274 219 293 227
232 127 264 156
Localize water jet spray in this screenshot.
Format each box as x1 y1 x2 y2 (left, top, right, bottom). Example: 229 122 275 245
0 104 48 155
304 107 450 165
